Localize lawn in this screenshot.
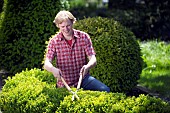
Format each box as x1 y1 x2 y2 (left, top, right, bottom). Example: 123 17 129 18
139 40 170 99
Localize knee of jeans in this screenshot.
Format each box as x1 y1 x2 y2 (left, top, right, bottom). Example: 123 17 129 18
101 86 110 93
106 87 111 92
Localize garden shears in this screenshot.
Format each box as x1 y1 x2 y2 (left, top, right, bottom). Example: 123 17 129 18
60 72 83 101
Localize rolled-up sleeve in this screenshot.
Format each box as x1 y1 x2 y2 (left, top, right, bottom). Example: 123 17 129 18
46 39 56 61
84 33 96 56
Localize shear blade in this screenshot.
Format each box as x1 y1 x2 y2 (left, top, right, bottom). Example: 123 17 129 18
72 95 75 101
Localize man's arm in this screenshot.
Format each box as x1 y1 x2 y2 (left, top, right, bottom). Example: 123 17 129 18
87 55 97 69
44 58 61 79
80 55 97 76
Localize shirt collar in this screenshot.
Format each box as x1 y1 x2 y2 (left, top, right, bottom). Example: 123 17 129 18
73 29 81 39
57 29 80 41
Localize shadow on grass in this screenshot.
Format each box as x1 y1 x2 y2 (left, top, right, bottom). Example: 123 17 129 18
139 71 170 98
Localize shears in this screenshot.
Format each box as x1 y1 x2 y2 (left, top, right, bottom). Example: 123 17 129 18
60 72 83 101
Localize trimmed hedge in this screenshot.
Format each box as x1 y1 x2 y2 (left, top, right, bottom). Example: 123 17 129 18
57 91 170 113
0 69 170 113
73 17 143 92
0 68 69 113
0 0 69 74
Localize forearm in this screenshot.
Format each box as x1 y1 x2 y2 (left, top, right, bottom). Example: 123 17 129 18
44 59 61 79
44 59 55 72
86 55 97 70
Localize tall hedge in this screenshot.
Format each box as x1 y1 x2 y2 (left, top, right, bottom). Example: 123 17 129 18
0 0 69 74
74 17 143 92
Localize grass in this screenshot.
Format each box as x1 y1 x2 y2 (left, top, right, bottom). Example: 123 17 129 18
139 40 170 98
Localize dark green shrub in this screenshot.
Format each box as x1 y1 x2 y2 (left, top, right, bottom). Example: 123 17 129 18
0 0 69 74
71 1 170 41
56 91 170 113
0 68 69 113
73 17 143 92
0 0 3 13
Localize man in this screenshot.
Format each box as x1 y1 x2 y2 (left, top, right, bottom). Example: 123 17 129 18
44 10 110 92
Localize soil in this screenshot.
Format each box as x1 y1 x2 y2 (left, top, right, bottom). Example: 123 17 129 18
127 85 170 104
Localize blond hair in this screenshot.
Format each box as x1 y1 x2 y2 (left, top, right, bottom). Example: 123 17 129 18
53 10 76 27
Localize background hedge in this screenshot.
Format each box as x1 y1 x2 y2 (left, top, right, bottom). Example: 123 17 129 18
0 0 69 74
73 17 143 92
70 0 170 41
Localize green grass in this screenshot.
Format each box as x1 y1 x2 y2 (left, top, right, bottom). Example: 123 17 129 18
139 41 170 98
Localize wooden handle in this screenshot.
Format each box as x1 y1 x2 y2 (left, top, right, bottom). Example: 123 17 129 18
60 73 72 91
77 73 83 90
74 94 80 100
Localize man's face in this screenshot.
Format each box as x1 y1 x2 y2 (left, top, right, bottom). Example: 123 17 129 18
58 19 73 37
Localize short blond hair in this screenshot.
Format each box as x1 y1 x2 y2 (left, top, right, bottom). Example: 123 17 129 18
53 10 76 27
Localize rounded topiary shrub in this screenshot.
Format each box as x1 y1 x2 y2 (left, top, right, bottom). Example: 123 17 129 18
0 68 69 113
74 17 143 92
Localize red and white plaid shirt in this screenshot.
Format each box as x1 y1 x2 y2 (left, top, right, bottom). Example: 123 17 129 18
46 29 96 87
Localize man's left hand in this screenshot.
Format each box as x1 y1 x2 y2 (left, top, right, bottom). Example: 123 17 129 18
80 65 89 77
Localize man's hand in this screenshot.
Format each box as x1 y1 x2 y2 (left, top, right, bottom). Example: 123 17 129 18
44 59 61 80
51 67 62 80
80 65 89 77
80 55 97 77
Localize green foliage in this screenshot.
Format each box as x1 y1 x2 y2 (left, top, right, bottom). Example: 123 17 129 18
0 0 3 13
16 68 57 85
0 0 69 74
139 41 170 98
56 91 170 113
56 91 126 113
1 69 170 113
69 0 86 9
0 68 69 113
73 17 143 92
140 41 170 70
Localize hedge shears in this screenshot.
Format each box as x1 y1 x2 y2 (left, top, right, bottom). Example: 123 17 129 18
60 72 83 101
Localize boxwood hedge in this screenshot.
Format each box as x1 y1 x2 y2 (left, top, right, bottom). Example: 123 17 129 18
0 69 170 113
0 68 69 113
57 91 170 113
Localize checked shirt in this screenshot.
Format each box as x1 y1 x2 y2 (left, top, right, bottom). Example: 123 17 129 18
46 29 96 87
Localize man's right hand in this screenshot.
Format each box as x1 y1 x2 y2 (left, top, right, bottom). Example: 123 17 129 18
44 59 61 80
51 67 62 80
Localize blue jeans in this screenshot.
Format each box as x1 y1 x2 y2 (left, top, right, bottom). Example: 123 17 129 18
81 75 110 92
